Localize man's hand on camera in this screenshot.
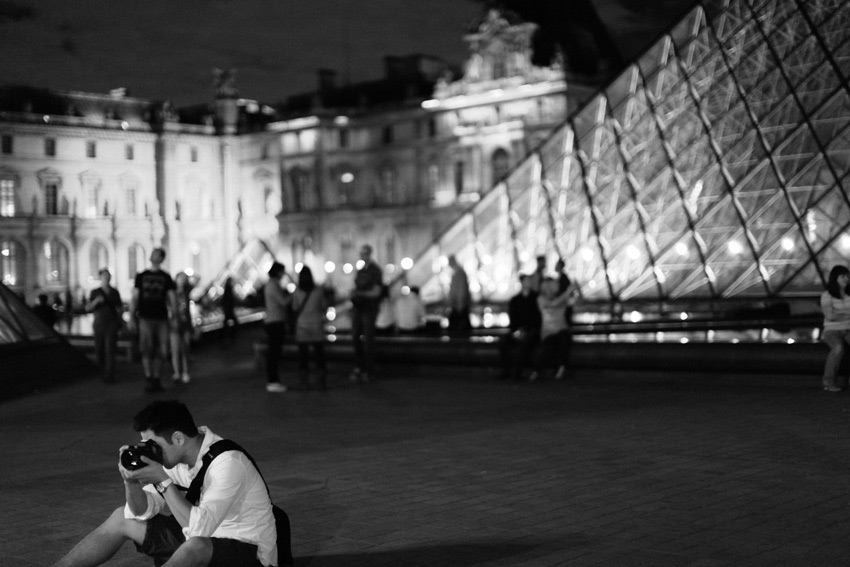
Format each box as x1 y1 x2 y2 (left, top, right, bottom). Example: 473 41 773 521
123 456 170 486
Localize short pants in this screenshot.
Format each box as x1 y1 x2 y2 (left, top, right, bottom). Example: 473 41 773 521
138 318 170 359
135 514 264 567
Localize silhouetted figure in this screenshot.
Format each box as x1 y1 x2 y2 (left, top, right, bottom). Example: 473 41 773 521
499 275 541 380
170 272 193 385
32 293 57 328
292 266 328 390
264 262 291 393
88 268 122 383
349 244 383 383
447 255 472 336
222 276 239 343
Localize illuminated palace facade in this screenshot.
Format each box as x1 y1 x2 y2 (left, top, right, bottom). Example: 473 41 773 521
0 9 596 303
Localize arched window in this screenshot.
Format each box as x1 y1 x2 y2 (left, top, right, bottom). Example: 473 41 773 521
89 240 109 281
128 243 145 280
492 148 510 183
290 168 310 211
43 238 69 285
379 166 396 205
1 239 22 286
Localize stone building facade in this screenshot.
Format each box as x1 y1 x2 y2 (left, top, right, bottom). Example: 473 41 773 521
0 10 599 304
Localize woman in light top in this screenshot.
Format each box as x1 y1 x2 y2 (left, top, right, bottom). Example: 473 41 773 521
820 265 850 392
292 266 328 390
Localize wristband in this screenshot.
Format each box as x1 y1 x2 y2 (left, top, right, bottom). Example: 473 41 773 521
155 478 173 495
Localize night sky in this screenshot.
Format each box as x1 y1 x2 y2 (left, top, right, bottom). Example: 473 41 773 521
0 0 694 106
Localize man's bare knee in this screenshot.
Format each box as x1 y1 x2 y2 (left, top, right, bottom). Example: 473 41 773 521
102 506 146 544
168 537 213 567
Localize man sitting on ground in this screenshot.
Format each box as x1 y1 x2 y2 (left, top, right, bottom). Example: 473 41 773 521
49 400 284 567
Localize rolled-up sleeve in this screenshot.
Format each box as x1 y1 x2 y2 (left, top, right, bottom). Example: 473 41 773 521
184 456 248 539
123 485 164 521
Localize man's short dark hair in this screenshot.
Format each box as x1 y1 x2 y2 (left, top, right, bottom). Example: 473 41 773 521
133 400 199 440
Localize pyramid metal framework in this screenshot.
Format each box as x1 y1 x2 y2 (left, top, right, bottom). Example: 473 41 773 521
408 0 850 309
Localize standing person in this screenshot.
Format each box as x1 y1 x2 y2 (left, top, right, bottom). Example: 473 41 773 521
446 254 472 336
88 268 123 383
47 400 289 567
349 244 383 383
292 266 328 391
820 265 850 392
222 276 239 344
498 275 541 380
129 248 176 394
396 285 426 334
170 272 193 385
263 262 291 393
530 277 574 381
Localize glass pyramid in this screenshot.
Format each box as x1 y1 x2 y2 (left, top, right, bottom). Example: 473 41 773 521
409 0 850 313
0 282 57 344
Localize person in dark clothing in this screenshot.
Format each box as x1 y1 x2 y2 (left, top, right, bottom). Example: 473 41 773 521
222 276 238 343
498 275 542 380
33 293 58 328
89 268 123 383
349 244 383 383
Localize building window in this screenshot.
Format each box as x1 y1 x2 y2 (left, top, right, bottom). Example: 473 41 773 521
380 168 396 205
128 244 145 280
290 168 310 211
126 185 137 217
1 135 12 154
492 148 510 183
45 138 56 157
125 144 134 160
339 128 349 148
190 146 198 162
428 118 437 138
0 178 15 216
454 161 465 196
43 239 69 285
382 125 393 145
45 183 59 215
85 141 96 158
1 240 20 286
89 240 108 280
80 173 102 218
261 143 269 160
338 171 355 206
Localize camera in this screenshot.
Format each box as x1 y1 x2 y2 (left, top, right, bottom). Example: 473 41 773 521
120 439 163 470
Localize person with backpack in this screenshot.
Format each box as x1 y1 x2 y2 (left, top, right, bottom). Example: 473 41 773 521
48 400 293 567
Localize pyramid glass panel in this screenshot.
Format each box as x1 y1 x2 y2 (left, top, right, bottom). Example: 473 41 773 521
401 0 850 314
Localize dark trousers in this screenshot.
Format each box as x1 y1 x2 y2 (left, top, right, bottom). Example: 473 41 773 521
351 307 377 373
264 322 286 383
93 322 119 381
534 330 572 372
499 330 540 379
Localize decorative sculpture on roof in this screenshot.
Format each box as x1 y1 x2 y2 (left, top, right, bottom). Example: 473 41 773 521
213 68 239 100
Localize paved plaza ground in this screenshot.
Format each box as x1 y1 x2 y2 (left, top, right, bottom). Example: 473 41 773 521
1 326 847 566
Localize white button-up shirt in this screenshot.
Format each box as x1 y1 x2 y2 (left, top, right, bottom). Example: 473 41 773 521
123 426 277 566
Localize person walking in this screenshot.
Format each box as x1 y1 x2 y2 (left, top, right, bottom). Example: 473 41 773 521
446 254 472 335
291 266 328 390
820 265 850 392
88 268 123 383
349 244 383 383
169 272 193 385
530 277 574 381
129 247 176 394
264 262 291 393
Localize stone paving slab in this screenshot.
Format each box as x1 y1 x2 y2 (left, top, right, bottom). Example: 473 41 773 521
1 326 848 567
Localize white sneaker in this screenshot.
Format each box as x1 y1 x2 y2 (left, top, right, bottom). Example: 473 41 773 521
181 372 191 384
554 366 566 380
266 382 287 393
